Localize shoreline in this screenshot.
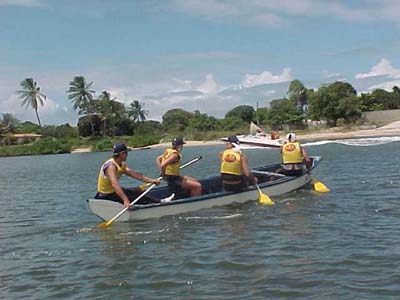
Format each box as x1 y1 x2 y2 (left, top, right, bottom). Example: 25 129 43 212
70 121 400 153
298 121 400 142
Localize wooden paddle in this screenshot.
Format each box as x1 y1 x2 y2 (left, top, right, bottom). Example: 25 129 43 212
97 156 203 228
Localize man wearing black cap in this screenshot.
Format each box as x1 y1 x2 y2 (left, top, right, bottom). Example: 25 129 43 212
156 137 202 197
220 135 257 192
95 142 164 208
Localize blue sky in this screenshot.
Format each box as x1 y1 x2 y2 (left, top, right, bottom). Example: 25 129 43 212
1 0 400 125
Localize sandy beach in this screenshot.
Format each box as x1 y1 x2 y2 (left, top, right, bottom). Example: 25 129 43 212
145 121 400 149
71 121 400 153
297 121 400 142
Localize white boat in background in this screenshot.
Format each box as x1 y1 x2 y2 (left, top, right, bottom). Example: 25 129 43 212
221 122 285 148
88 156 322 222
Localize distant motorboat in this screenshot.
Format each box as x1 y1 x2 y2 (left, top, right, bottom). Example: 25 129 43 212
221 122 285 148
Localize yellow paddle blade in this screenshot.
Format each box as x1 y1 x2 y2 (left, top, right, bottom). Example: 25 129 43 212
97 220 112 228
256 185 275 205
139 182 152 191
313 179 330 193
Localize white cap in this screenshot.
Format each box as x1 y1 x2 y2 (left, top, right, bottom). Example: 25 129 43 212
286 132 296 142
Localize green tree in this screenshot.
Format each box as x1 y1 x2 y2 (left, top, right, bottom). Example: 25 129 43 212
188 110 219 131
135 120 162 135
256 107 269 125
219 116 247 131
337 95 362 124
359 93 383 111
265 98 304 130
370 89 399 110
128 100 149 123
97 91 116 136
287 79 307 110
77 115 102 137
162 109 193 132
225 105 255 123
67 76 96 136
1 113 20 133
18 78 46 127
309 81 357 126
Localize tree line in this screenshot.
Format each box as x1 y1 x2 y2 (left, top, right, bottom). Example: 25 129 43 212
2 77 400 141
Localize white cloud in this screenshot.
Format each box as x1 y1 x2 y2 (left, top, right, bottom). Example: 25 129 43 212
355 58 400 79
368 80 400 91
242 68 292 88
197 74 217 94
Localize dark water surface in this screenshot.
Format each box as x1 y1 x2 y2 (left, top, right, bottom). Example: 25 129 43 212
1 141 400 299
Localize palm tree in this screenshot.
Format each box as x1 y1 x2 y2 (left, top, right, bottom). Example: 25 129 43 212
18 78 46 127
98 91 116 136
67 76 95 136
128 100 149 123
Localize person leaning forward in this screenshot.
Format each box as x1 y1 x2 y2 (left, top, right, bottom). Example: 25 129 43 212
95 143 163 208
279 132 311 176
220 135 257 192
156 137 202 197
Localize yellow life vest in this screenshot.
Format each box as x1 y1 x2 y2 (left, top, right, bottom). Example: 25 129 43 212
220 149 242 176
162 148 181 176
97 158 126 194
282 142 303 164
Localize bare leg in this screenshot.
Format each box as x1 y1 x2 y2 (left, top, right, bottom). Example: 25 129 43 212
181 176 202 197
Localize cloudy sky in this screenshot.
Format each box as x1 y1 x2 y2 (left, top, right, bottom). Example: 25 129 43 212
1 0 400 125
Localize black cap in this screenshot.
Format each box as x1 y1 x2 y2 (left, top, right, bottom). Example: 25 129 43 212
172 137 186 146
227 135 240 144
113 142 128 154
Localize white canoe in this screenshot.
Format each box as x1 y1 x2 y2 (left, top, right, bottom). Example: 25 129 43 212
88 156 322 222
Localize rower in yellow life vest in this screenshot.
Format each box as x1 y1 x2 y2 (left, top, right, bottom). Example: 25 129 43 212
156 137 202 197
220 135 257 192
280 133 311 176
95 143 165 208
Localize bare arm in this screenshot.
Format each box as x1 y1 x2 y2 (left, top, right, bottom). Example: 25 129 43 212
302 147 311 172
125 167 160 184
241 154 257 184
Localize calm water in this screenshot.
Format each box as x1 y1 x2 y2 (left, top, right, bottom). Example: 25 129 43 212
1 140 400 299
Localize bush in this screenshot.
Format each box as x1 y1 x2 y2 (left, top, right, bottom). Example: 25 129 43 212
41 124 79 138
94 138 114 152
0 137 74 157
128 134 161 147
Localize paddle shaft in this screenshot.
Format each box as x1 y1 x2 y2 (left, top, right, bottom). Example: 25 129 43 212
251 170 286 177
105 177 162 225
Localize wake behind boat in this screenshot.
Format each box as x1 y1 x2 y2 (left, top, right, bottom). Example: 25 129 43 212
88 156 322 222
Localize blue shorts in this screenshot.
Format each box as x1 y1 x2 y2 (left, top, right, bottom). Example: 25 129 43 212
165 175 183 192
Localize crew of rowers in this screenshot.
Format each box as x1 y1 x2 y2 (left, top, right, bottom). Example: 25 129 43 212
94 133 311 208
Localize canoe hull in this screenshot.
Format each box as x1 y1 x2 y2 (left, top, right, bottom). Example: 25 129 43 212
88 156 321 222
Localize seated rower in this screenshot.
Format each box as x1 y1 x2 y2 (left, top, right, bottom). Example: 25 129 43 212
220 135 257 192
279 133 311 176
156 137 202 197
94 143 173 208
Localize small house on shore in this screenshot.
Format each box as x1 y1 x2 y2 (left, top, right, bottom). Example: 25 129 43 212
4 133 42 145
